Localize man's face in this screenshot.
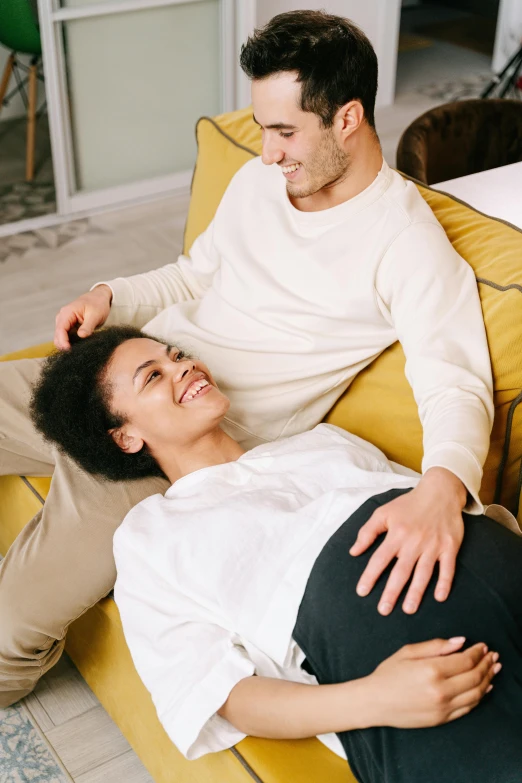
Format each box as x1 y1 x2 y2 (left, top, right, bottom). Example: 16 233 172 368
252 72 350 200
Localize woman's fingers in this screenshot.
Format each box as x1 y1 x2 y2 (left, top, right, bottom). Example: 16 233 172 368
437 642 489 676
447 656 501 707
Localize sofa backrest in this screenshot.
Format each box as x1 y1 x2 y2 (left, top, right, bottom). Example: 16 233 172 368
184 107 522 516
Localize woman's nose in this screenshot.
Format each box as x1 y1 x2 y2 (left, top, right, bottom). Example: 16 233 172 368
175 360 195 381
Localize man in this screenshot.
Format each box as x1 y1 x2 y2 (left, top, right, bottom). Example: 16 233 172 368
0 10 492 708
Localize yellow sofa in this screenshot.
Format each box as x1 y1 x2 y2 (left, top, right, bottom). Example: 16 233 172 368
2 106 522 783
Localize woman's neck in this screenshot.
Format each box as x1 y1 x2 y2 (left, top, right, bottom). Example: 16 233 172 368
157 427 245 485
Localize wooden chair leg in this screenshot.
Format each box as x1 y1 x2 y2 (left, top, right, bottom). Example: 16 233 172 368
26 62 38 182
0 53 15 115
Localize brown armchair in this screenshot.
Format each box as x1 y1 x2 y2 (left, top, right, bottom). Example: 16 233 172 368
396 99 522 185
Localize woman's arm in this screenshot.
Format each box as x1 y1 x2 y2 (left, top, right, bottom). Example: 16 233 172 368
219 638 499 739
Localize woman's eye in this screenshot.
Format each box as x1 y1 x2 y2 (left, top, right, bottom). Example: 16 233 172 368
175 351 185 362
146 370 160 385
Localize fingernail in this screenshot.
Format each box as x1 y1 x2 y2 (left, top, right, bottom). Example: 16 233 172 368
435 590 447 601
486 685 493 693
449 636 466 644
357 585 369 597
493 663 502 674
378 602 392 615
483 645 489 655
403 600 416 614
492 652 499 663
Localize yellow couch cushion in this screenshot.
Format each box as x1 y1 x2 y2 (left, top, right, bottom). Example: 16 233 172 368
185 108 522 516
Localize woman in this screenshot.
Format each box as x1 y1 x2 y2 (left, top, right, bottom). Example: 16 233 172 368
31 326 522 783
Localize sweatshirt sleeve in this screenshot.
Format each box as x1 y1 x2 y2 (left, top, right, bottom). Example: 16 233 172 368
113 529 255 760
92 219 220 330
375 220 494 512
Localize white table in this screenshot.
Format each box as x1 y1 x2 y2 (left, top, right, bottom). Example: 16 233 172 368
432 161 522 230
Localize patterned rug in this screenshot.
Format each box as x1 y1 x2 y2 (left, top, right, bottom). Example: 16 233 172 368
0 702 69 782
0 182 56 226
416 72 493 102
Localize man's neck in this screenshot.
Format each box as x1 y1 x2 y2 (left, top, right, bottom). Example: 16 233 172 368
291 135 384 213
157 427 245 486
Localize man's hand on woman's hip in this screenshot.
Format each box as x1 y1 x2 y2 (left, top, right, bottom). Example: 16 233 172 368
350 468 467 615
54 284 113 350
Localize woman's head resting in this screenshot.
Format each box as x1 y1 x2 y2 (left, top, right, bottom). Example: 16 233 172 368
30 326 230 481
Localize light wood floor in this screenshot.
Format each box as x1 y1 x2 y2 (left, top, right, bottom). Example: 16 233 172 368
24 653 154 783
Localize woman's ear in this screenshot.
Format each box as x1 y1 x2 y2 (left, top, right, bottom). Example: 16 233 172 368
109 426 144 454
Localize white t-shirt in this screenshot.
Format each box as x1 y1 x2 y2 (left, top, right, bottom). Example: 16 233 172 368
101 157 493 505
113 424 422 761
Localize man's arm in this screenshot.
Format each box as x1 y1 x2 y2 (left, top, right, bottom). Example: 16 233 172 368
54 219 219 348
350 220 493 615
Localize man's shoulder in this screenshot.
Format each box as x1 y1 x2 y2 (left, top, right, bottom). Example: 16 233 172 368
384 168 441 230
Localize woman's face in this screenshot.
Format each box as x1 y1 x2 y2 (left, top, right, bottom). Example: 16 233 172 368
105 337 229 456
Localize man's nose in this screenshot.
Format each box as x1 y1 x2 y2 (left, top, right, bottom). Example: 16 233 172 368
261 134 284 166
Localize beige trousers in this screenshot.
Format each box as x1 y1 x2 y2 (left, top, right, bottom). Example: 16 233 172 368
0 357 169 708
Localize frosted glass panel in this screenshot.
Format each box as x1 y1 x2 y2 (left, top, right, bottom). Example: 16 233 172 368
64 0 221 191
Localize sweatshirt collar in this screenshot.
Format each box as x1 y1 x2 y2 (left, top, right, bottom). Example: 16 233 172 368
281 157 392 227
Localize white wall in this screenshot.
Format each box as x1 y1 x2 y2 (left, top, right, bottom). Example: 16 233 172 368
255 0 402 107
492 0 522 72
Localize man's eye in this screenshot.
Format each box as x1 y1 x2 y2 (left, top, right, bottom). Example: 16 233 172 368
280 132 294 138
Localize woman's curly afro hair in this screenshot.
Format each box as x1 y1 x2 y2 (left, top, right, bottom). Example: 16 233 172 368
30 326 168 482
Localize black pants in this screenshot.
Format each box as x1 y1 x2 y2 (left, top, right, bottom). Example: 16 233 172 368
293 489 522 783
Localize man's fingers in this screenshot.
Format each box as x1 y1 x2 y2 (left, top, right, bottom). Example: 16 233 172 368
376 553 420 615
356 540 397 598
54 309 79 350
435 550 457 602
77 310 100 337
402 553 438 614
350 511 387 556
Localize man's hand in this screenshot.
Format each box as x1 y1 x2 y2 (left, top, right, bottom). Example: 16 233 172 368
54 285 113 350
350 468 467 615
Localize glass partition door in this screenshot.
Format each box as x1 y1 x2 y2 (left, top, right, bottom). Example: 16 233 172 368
38 0 239 216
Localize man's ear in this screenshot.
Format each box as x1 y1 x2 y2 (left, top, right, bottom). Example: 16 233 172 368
336 100 365 139
109 426 144 454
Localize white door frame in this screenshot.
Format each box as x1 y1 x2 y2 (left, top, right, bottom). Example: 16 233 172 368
0 0 255 237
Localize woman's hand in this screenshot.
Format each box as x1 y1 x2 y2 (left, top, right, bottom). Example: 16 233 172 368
365 637 500 729
54 284 113 350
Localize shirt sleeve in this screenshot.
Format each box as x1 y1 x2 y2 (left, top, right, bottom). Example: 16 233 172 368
113 530 255 760
91 218 220 330
375 220 494 511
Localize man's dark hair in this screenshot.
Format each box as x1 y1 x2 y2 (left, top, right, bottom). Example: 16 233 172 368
240 10 378 129
30 326 167 482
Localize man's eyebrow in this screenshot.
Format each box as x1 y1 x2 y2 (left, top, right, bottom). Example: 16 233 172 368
252 114 298 130
132 344 171 384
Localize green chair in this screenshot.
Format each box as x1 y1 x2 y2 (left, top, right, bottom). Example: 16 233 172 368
0 0 43 181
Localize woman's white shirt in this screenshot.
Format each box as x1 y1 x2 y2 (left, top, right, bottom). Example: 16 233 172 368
113 424 421 760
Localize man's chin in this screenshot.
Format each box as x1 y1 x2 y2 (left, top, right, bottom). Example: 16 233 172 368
286 181 316 200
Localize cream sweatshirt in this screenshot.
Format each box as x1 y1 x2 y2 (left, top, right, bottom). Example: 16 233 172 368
100 157 493 507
